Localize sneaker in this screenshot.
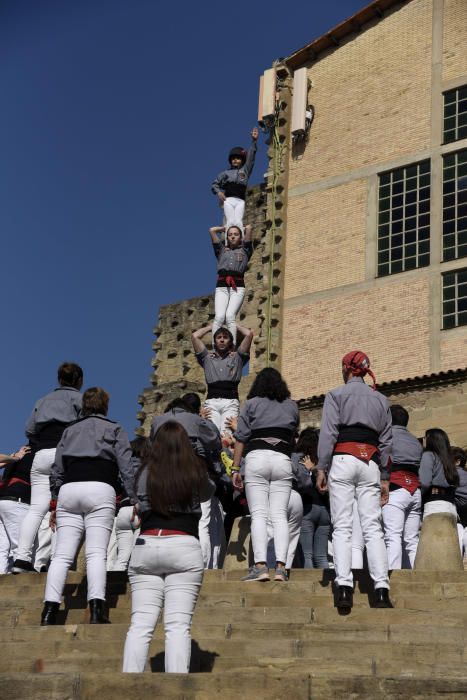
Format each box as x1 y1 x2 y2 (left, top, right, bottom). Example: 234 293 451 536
12 559 35 574
241 565 270 582
274 568 288 582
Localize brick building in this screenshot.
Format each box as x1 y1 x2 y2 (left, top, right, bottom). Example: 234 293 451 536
139 0 467 446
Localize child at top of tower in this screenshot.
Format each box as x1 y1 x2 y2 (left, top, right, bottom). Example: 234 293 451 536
211 127 259 235
209 223 253 346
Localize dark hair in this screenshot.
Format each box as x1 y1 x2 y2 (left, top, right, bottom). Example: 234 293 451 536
165 397 189 413
390 404 409 427
58 362 83 389
142 421 206 516
81 387 109 416
213 327 234 351
452 446 467 470
247 368 291 402
425 428 459 486
295 428 319 463
182 393 201 415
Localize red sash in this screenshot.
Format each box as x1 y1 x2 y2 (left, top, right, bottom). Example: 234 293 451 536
334 442 379 464
0 477 29 490
390 470 420 495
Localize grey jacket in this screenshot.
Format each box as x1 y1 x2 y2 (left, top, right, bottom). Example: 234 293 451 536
235 397 299 444
317 377 392 478
150 407 221 461
25 387 82 437
213 240 253 276
391 425 423 468
196 348 249 386
455 468 467 507
211 142 257 200
419 451 453 493
50 414 137 502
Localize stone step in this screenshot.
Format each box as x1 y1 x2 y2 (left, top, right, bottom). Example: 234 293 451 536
0 639 463 674
3 568 467 588
4 671 467 700
1 621 466 645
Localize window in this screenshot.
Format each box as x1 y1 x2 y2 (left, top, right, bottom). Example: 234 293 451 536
377 161 431 277
444 86 467 144
443 149 467 261
442 269 467 329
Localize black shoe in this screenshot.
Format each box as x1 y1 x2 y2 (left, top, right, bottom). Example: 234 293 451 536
89 599 110 624
374 588 393 608
41 601 59 626
336 585 353 611
12 559 35 574
39 566 48 573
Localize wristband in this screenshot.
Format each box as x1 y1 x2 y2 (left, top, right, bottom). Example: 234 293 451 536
49 499 57 511
231 466 241 474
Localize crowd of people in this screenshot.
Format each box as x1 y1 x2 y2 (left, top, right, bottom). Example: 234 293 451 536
0 130 465 673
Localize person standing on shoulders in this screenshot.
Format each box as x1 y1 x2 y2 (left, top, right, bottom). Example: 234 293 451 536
316 351 392 611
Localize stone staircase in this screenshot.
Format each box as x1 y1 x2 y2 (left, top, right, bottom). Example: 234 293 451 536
2 568 467 699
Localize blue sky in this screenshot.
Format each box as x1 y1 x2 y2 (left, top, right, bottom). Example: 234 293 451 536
1 0 365 449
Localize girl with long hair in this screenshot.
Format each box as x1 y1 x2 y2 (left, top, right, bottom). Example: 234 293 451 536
419 428 459 518
122 421 214 674
231 368 299 582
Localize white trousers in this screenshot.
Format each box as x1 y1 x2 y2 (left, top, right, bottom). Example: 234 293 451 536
212 287 246 345
198 496 226 569
382 487 421 569
204 398 239 435
351 499 364 569
223 197 245 234
0 500 29 573
328 455 389 589
115 506 139 571
16 448 55 564
122 535 204 673
267 489 303 569
457 524 467 555
244 450 292 565
44 481 115 602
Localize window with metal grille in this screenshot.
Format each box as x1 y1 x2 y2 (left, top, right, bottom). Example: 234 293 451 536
377 161 430 277
443 149 467 262
444 86 467 144
442 268 467 329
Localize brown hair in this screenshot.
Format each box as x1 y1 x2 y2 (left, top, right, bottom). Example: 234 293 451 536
58 362 83 388
142 421 206 516
81 387 109 417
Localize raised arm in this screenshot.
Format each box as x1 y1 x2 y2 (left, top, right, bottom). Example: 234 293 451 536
243 224 252 243
236 325 253 354
243 128 258 176
209 226 224 244
191 324 213 354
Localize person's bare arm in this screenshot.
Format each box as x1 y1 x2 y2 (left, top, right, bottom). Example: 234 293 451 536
191 325 213 354
236 325 253 354
209 226 224 244
232 440 245 490
243 224 252 242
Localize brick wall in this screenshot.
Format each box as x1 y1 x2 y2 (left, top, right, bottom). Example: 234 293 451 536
442 0 467 82
282 276 431 399
288 0 432 189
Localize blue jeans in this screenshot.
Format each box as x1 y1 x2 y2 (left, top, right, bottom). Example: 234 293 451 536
299 503 330 569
